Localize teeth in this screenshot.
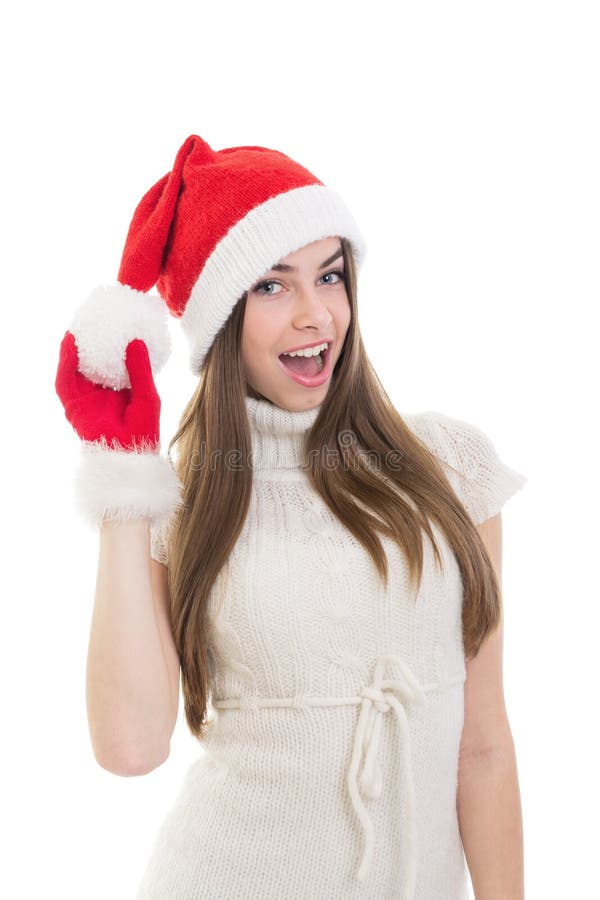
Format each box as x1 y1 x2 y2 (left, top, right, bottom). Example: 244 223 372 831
282 342 328 358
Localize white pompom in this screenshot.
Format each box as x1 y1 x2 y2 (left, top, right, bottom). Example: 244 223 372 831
69 283 172 389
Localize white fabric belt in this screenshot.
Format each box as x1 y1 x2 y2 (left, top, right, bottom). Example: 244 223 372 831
212 654 462 899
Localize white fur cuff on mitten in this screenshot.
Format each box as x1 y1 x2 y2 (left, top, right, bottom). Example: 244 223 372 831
74 441 185 528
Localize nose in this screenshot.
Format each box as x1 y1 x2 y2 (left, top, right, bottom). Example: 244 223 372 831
291 285 334 331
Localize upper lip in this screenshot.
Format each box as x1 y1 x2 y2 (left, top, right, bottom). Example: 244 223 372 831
279 338 333 355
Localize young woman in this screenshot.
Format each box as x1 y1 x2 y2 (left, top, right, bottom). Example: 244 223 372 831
55 134 527 899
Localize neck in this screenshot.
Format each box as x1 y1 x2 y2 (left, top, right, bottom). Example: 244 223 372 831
244 395 322 471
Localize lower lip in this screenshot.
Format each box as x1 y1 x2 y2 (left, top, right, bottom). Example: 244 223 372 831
277 345 333 388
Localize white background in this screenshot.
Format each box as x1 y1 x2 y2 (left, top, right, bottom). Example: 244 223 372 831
2 1 597 897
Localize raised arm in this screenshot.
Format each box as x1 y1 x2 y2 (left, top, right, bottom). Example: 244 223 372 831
55 316 183 776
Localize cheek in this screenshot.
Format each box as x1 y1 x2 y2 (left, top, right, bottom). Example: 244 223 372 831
241 301 279 361
334 293 352 334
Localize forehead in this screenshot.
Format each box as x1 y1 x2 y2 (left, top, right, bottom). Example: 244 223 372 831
271 237 343 271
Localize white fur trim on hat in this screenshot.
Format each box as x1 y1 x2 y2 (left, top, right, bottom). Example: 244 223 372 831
70 283 172 390
74 440 184 528
180 183 367 375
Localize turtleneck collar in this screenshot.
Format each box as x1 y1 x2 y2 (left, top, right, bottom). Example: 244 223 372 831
244 395 322 471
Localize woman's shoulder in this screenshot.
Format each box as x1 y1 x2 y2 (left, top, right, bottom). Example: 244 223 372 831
401 409 528 524
401 409 502 469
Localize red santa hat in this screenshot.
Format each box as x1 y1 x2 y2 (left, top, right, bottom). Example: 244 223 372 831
70 134 367 388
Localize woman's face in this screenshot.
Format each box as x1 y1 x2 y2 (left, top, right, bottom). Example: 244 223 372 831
241 236 351 411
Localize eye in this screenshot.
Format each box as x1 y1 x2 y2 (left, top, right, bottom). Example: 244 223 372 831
320 268 345 285
252 279 283 296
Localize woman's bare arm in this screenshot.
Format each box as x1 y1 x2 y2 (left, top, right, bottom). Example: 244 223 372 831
86 519 180 777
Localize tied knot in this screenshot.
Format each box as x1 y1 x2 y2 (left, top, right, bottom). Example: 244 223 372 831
348 654 426 890
360 685 391 713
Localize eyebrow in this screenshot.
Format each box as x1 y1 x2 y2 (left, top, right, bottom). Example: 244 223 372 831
268 247 344 273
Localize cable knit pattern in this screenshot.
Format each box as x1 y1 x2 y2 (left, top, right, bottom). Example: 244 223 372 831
141 402 527 899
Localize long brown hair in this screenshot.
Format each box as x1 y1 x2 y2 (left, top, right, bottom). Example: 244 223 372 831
164 237 501 739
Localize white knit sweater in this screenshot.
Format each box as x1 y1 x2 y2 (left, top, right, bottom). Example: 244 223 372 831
138 398 527 900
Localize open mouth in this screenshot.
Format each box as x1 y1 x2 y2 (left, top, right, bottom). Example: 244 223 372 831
278 344 328 377
278 343 332 386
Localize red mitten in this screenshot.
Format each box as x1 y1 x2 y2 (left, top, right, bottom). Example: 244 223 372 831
55 330 183 528
56 331 161 451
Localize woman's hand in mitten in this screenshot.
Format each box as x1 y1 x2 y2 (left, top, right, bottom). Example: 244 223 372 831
55 331 161 452
55 329 183 528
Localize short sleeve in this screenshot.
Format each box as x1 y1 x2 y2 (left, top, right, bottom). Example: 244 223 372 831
150 516 170 566
404 410 528 525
